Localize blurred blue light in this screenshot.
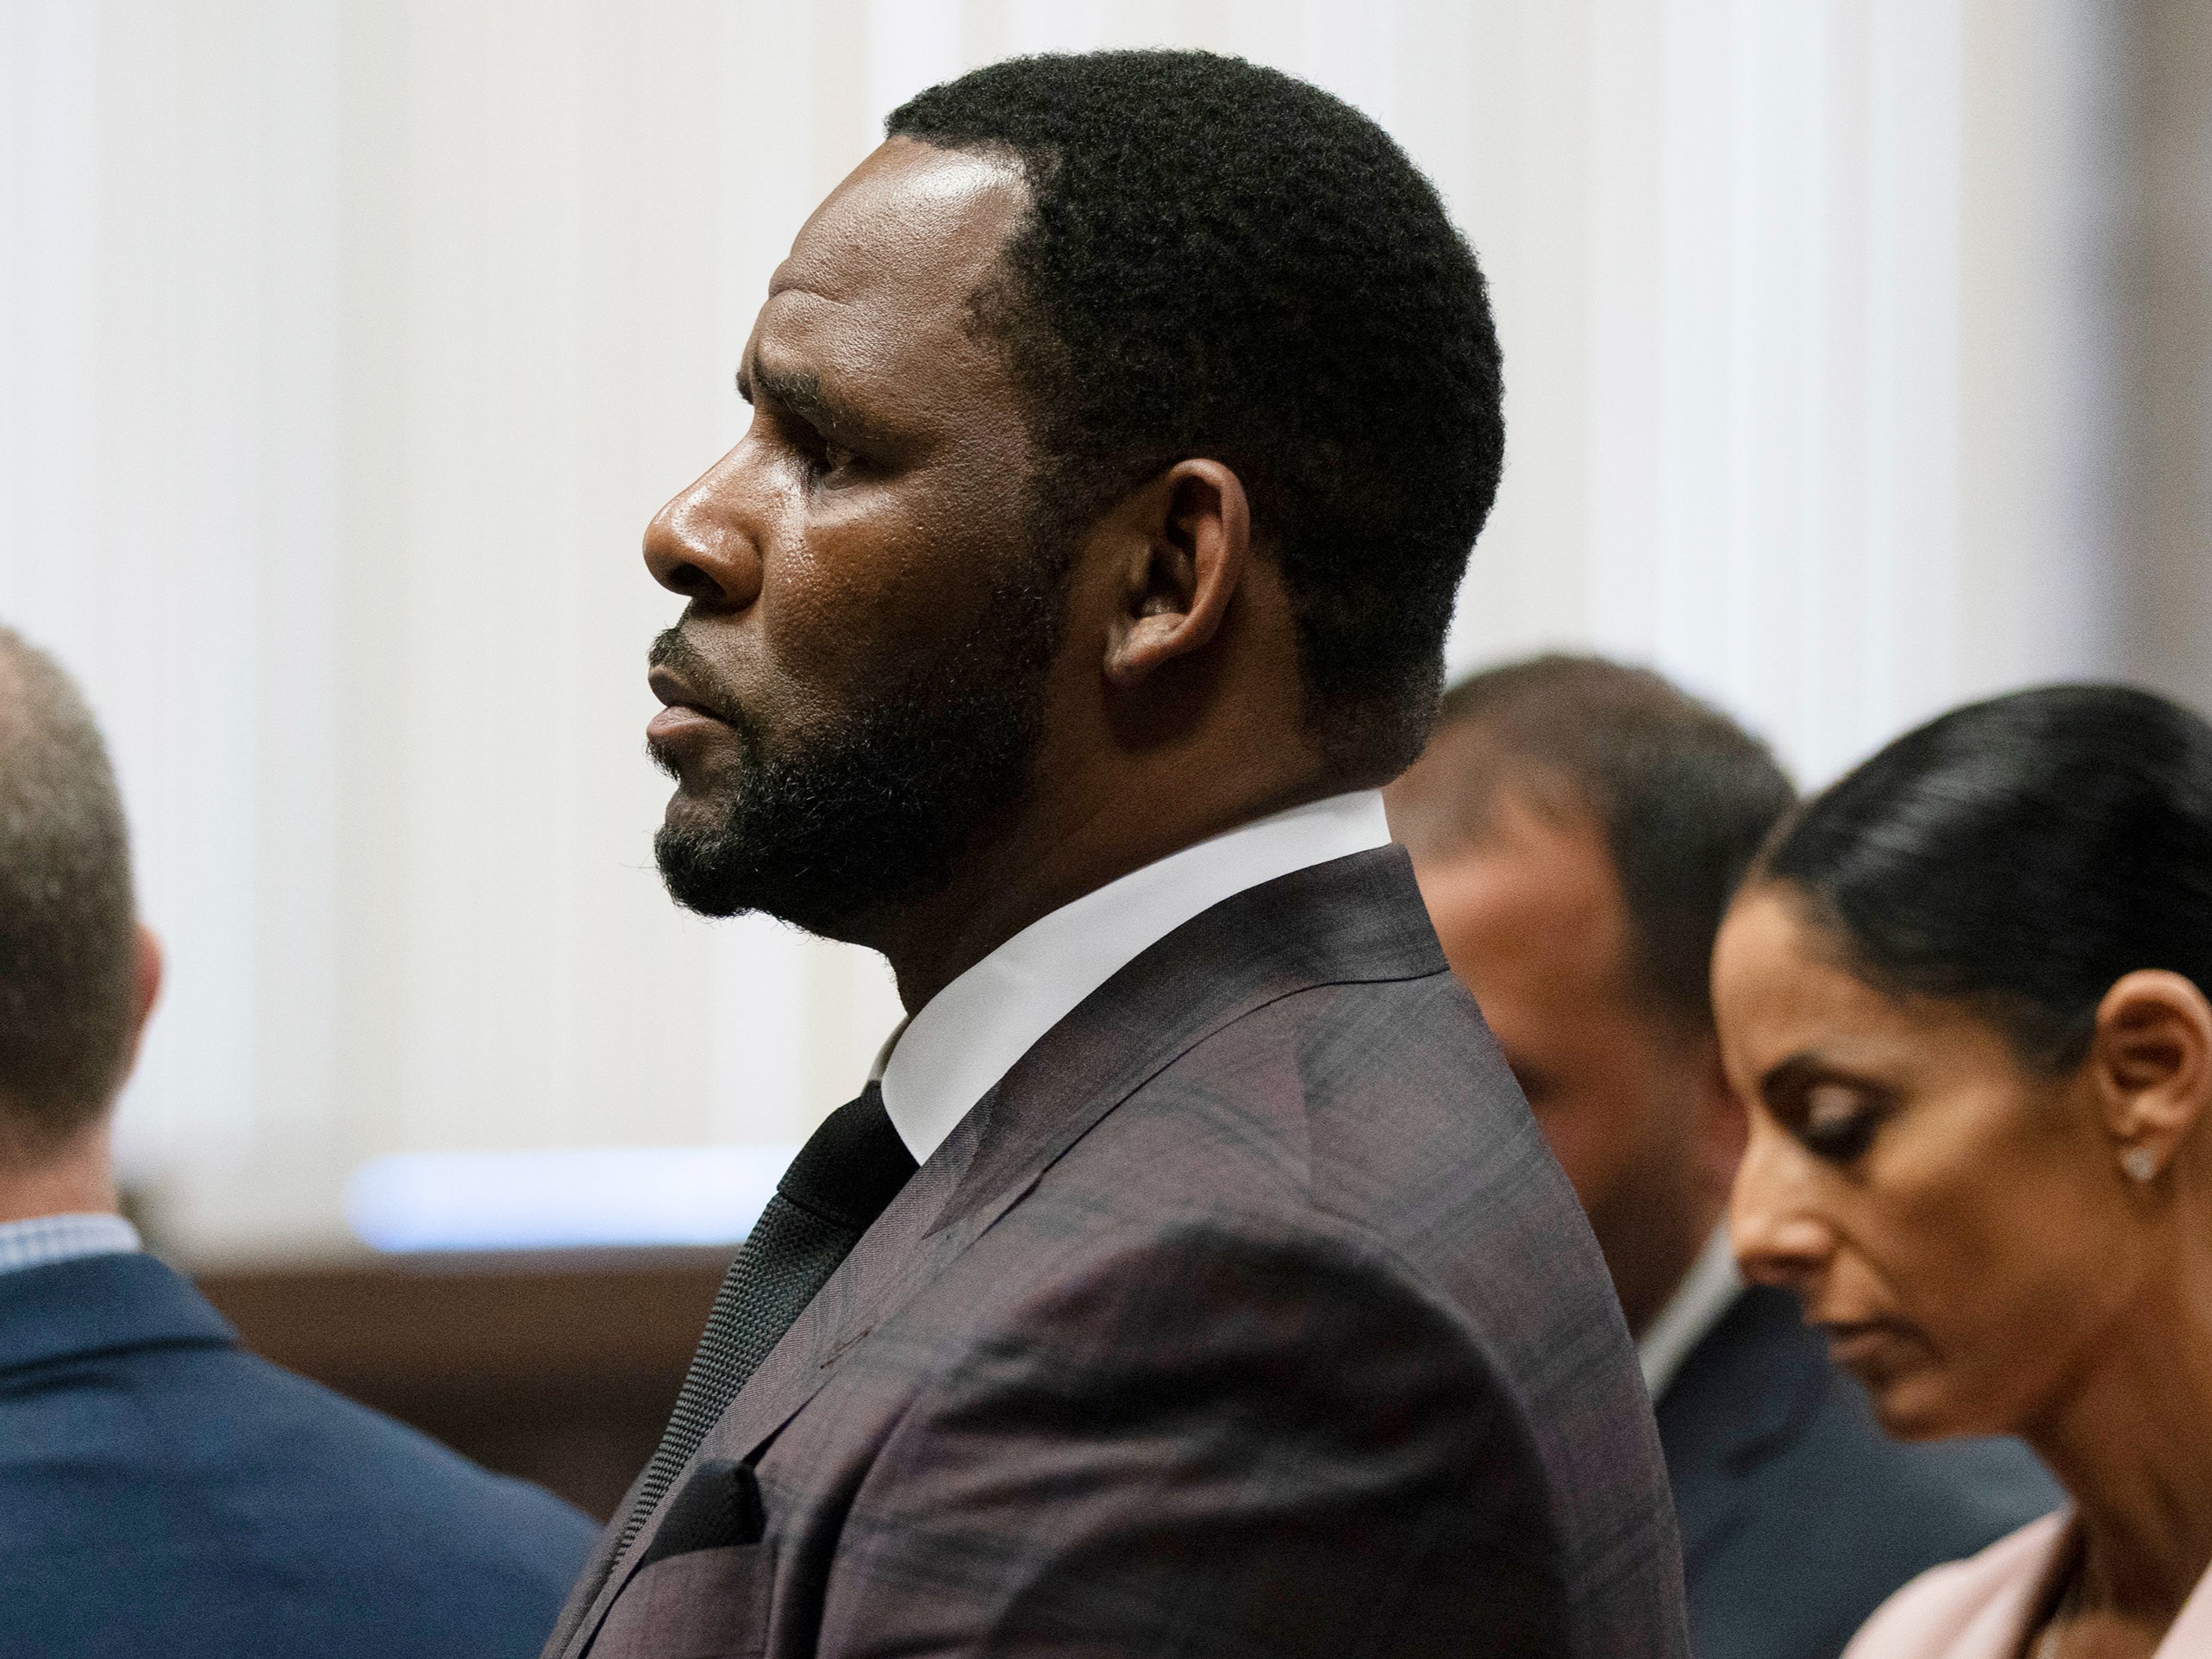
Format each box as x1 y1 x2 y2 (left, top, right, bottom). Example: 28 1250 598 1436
344 1144 798 1253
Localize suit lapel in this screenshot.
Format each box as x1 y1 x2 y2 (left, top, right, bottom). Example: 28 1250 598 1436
559 847 1447 1658
934 845 1445 1237
1659 1284 1831 1565
561 1103 993 1656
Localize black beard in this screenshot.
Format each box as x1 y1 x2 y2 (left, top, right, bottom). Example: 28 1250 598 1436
650 562 1064 941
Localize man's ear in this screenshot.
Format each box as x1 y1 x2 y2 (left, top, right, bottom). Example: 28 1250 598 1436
1102 459 1251 692
127 925 163 1067
2086 968 2212 1184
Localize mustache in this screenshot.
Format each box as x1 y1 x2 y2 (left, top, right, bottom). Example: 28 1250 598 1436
647 626 747 729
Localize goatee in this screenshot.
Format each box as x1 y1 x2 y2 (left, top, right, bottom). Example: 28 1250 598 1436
649 562 1064 941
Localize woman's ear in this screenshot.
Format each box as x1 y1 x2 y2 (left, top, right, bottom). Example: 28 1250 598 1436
1102 459 1250 692
2086 968 2212 1184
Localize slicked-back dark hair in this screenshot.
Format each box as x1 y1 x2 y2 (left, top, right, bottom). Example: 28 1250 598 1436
888 50 1504 779
0 628 137 1155
1759 684 2212 1074
1395 654 1796 1030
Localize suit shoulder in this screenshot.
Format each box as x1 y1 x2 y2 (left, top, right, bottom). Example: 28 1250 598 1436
1671 1287 2060 1541
1783 1337 2060 1548
906 1208 1552 1499
1109 967 1632 1399
208 1346 600 1562
958 1205 1473 1357
1103 966 1560 1229
957 1027 1678 1650
1665 1293 2061 1659
0 1335 594 1605
0 1255 593 1656
828 1211 1673 1659
1846 1429 2063 1532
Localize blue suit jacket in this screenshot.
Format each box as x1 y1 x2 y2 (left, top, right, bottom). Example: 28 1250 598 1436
1659 1282 2061 1659
0 1250 597 1659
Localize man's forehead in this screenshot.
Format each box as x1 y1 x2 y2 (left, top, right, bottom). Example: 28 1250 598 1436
770 141 1028 308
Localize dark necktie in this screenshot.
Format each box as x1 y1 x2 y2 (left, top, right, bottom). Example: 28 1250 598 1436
616 1081 918 1558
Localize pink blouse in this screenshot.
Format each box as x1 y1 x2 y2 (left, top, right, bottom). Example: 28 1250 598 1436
1844 1512 2212 1658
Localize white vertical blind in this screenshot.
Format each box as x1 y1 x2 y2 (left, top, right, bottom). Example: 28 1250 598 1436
0 0 2114 1259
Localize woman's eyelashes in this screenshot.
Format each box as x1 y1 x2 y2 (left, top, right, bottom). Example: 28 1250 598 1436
1794 1079 1885 1163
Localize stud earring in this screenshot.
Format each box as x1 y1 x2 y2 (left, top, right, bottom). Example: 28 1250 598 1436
2121 1145 2161 1184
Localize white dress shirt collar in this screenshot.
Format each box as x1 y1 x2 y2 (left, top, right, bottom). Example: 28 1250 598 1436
871 790 1394 1165
0 1211 142 1276
1636 1223 1746 1401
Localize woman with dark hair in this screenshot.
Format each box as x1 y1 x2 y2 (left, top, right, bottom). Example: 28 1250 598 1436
1711 685 2212 1659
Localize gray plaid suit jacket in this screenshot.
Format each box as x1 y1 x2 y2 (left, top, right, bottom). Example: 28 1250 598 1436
547 848 1688 1659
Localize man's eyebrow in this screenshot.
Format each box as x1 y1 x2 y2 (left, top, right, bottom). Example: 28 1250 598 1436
737 354 878 442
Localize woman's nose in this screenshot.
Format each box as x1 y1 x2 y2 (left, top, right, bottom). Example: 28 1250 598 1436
644 447 765 611
1728 1117 1834 1293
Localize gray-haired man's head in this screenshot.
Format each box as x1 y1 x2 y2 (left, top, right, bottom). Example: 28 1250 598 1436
0 630 141 1161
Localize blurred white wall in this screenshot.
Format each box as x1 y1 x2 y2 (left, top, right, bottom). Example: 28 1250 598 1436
0 0 2120 1259
2111 0 2212 718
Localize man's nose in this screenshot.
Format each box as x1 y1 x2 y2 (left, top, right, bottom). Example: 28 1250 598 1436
1728 1116 1834 1295
643 447 765 610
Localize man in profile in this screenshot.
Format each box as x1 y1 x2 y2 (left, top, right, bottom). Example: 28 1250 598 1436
0 628 597 1658
1387 655 2060 1659
558 49 1685 1659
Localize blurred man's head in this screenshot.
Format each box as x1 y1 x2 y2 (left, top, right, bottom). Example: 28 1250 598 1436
1386 655 1793 1334
645 52 1502 997
0 629 159 1212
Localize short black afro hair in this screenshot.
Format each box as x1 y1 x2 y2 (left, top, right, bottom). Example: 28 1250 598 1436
888 49 1504 780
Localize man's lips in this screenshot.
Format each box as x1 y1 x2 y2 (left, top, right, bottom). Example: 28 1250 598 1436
647 702 728 743
647 663 736 745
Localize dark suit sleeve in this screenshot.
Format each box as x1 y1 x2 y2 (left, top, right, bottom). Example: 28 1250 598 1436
815 1218 1570 1659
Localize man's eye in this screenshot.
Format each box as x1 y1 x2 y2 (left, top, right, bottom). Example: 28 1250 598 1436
815 441 858 479
1798 1081 1879 1163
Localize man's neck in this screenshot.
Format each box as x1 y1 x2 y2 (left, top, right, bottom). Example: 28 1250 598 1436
870 768 1343 1013
0 1120 119 1226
